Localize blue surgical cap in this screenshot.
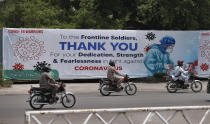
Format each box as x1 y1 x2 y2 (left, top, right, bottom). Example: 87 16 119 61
160 36 176 45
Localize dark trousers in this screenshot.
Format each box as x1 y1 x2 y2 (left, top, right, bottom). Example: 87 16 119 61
43 85 58 98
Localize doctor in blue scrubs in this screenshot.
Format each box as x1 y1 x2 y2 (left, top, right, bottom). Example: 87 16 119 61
144 36 176 76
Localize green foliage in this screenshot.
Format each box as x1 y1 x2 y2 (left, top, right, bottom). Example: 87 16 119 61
0 0 210 29
72 0 124 29
0 0 63 28
0 63 2 82
0 63 13 87
136 0 204 29
0 80 13 87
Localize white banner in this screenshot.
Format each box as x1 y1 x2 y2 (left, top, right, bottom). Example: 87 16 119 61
3 28 201 80
198 31 210 78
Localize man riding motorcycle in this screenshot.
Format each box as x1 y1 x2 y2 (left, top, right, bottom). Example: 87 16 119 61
39 64 59 102
107 60 126 91
172 60 189 88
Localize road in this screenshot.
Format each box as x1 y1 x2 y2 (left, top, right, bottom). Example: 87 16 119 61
0 90 210 124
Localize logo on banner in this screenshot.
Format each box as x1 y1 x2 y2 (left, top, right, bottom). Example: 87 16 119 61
145 32 156 41
12 36 46 61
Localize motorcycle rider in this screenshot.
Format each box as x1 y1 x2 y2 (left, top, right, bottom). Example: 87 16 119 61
39 64 59 102
172 60 189 88
107 60 126 90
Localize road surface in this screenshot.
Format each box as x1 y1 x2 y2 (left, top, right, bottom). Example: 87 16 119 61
0 90 210 124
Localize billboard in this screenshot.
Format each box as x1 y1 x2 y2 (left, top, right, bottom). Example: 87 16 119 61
2 28 203 80
198 31 210 78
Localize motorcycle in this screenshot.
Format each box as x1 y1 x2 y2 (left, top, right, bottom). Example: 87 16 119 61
99 75 137 96
166 74 203 93
27 82 76 110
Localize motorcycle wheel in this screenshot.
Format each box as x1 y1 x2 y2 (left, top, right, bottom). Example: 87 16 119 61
29 94 44 110
125 83 137 95
62 93 76 108
166 81 177 93
100 84 111 96
191 80 202 93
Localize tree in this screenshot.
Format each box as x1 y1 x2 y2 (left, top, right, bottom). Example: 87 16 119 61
0 0 63 28
135 0 210 30
0 0 210 29
72 0 123 29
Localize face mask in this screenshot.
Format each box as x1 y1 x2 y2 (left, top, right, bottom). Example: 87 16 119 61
166 45 174 53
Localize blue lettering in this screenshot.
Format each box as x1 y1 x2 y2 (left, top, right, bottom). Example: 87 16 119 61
98 42 106 50
67 42 77 50
129 43 138 51
119 43 128 51
110 42 118 51
88 42 97 50
110 42 138 51
59 42 66 50
59 42 106 51
78 42 87 50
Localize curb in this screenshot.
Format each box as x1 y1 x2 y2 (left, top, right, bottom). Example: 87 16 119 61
0 82 207 95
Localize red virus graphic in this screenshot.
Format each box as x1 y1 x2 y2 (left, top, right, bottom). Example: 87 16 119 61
12 36 46 61
13 63 24 70
200 63 209 71
144 45 150 54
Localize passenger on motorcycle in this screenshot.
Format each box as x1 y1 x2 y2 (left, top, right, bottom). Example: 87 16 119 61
172 60 189 88
39 64 59 102
107 60 126 90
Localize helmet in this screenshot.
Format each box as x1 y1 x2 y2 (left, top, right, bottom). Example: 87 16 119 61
177 60 184 66
43 64 51 72
109 60 115 66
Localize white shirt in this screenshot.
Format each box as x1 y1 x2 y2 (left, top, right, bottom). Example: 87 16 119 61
172 66 188 81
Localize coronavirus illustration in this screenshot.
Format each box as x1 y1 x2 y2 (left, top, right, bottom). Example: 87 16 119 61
33 61 50 72
12 36 46 61
200 63 209 71
13 63 24 70
145 32 156 41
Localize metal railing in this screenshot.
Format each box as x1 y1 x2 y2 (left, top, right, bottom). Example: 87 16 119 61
25 105 210 124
